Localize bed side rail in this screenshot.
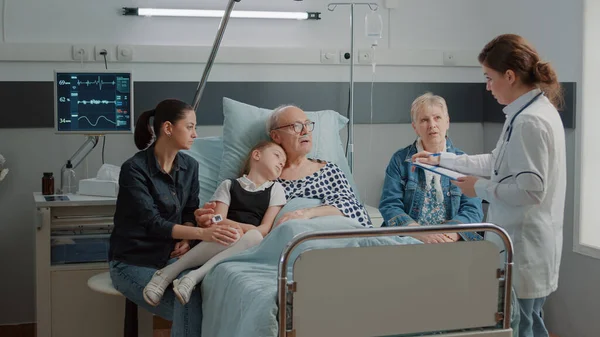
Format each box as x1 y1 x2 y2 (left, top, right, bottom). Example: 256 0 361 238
277 223 514 337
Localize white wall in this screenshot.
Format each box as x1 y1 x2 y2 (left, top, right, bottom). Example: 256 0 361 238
0 0 590 334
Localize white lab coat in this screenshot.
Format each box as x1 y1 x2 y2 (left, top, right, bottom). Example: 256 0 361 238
440 88 566 299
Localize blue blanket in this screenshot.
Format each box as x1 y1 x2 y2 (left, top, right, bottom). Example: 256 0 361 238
200 200 421 337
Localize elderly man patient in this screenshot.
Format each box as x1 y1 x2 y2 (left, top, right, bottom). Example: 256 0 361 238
267 105 371 228
378 93 484 243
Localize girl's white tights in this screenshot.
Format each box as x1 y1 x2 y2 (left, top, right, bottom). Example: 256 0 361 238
143 229 263 306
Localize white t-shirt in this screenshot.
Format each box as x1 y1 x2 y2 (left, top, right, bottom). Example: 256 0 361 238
210 175 287 208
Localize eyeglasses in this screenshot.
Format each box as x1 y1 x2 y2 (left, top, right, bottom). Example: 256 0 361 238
272 121 315 134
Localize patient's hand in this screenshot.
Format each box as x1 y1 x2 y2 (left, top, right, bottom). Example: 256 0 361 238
275 209 309 227
194 202 216 228
411 233 454 244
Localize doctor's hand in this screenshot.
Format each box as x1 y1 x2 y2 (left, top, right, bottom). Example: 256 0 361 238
452 176 479 198
411 151 440 171
194 202 216 228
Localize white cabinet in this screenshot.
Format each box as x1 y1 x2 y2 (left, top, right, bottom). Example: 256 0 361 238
33 193 137 337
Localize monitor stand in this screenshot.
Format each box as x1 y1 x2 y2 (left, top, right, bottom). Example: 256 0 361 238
59 135 100 194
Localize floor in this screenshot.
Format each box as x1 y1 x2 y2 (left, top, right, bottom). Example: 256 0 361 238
153 316 172 337
0 324 35 337
0 319 172 337
0 322 563 337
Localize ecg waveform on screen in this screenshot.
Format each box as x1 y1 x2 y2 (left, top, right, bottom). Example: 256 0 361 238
77 100 117 105
77 115 117 127
58 77 116 90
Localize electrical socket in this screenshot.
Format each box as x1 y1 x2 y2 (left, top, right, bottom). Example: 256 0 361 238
358 49 374 64
117 45 134 62
72 45 91 61
443 51 457 66
340 50 352 64
320 49 339 64
94 45 113 62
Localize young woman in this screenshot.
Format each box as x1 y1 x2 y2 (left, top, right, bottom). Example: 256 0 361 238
143 140 287 305
413 34 566 337
109 99 239 336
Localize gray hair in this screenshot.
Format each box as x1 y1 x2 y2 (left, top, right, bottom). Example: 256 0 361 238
410 92 449 123
265 104 299 135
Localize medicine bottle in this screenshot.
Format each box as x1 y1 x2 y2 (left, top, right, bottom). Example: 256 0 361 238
42 172 54 195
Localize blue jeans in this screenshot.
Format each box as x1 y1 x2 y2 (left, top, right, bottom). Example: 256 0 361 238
109 260 203 337
517 297 548 337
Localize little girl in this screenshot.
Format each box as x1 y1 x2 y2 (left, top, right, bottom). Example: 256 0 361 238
143 140 288 305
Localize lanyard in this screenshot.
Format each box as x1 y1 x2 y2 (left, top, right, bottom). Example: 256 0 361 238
493 92 543 176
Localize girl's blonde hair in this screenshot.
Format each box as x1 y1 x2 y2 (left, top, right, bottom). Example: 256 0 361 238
240 140 282 176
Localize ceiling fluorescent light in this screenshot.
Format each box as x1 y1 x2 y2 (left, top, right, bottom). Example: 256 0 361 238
122 7 321 20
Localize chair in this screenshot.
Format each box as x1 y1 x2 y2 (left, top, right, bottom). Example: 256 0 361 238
87 272 139 337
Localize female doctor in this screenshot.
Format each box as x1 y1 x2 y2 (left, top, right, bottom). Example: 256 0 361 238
413 34 566 337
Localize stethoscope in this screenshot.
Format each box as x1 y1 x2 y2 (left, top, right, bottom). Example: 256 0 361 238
493 92 544 176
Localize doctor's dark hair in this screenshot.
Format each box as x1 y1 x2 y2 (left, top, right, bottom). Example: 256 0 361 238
134 99 194 150
478 34 564 110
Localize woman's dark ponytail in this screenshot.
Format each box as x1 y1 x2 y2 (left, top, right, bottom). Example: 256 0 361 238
134 109 156 150
133 100 194 150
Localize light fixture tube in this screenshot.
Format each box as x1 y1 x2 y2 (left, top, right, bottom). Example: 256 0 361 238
122 7 321 20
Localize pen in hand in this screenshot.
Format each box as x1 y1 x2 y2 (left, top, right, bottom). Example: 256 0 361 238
406 152 441 163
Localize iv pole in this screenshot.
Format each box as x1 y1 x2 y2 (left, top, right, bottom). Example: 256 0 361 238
191 0 241 110
327 2 378 173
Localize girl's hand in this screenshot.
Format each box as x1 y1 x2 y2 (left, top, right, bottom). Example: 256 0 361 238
171 240 191 258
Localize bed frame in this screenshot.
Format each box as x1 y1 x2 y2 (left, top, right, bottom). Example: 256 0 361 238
277 223 514 337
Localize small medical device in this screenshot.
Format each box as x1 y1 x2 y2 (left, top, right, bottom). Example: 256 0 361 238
212 214 223 224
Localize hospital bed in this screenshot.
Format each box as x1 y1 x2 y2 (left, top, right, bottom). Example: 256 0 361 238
199 210 514 337
277 223 514 337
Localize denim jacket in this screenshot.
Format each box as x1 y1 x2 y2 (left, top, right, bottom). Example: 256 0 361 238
378 138 484 241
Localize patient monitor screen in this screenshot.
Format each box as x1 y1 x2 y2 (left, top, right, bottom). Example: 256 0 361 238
55 71 133 133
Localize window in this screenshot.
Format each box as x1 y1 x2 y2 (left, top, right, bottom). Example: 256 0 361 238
574 0 600 259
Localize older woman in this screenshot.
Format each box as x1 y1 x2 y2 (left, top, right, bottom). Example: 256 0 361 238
378 92 484 243
266 105 372 227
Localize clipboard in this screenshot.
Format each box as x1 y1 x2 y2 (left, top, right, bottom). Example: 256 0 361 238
411 161 466 181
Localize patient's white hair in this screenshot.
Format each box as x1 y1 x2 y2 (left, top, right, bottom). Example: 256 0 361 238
266 104 299 135
410 92 449 123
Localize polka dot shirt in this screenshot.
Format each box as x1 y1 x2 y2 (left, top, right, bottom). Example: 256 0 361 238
277 160 372 227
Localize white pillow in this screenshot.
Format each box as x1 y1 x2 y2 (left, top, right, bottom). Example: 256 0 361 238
219 97 361 201
182 136 223 205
